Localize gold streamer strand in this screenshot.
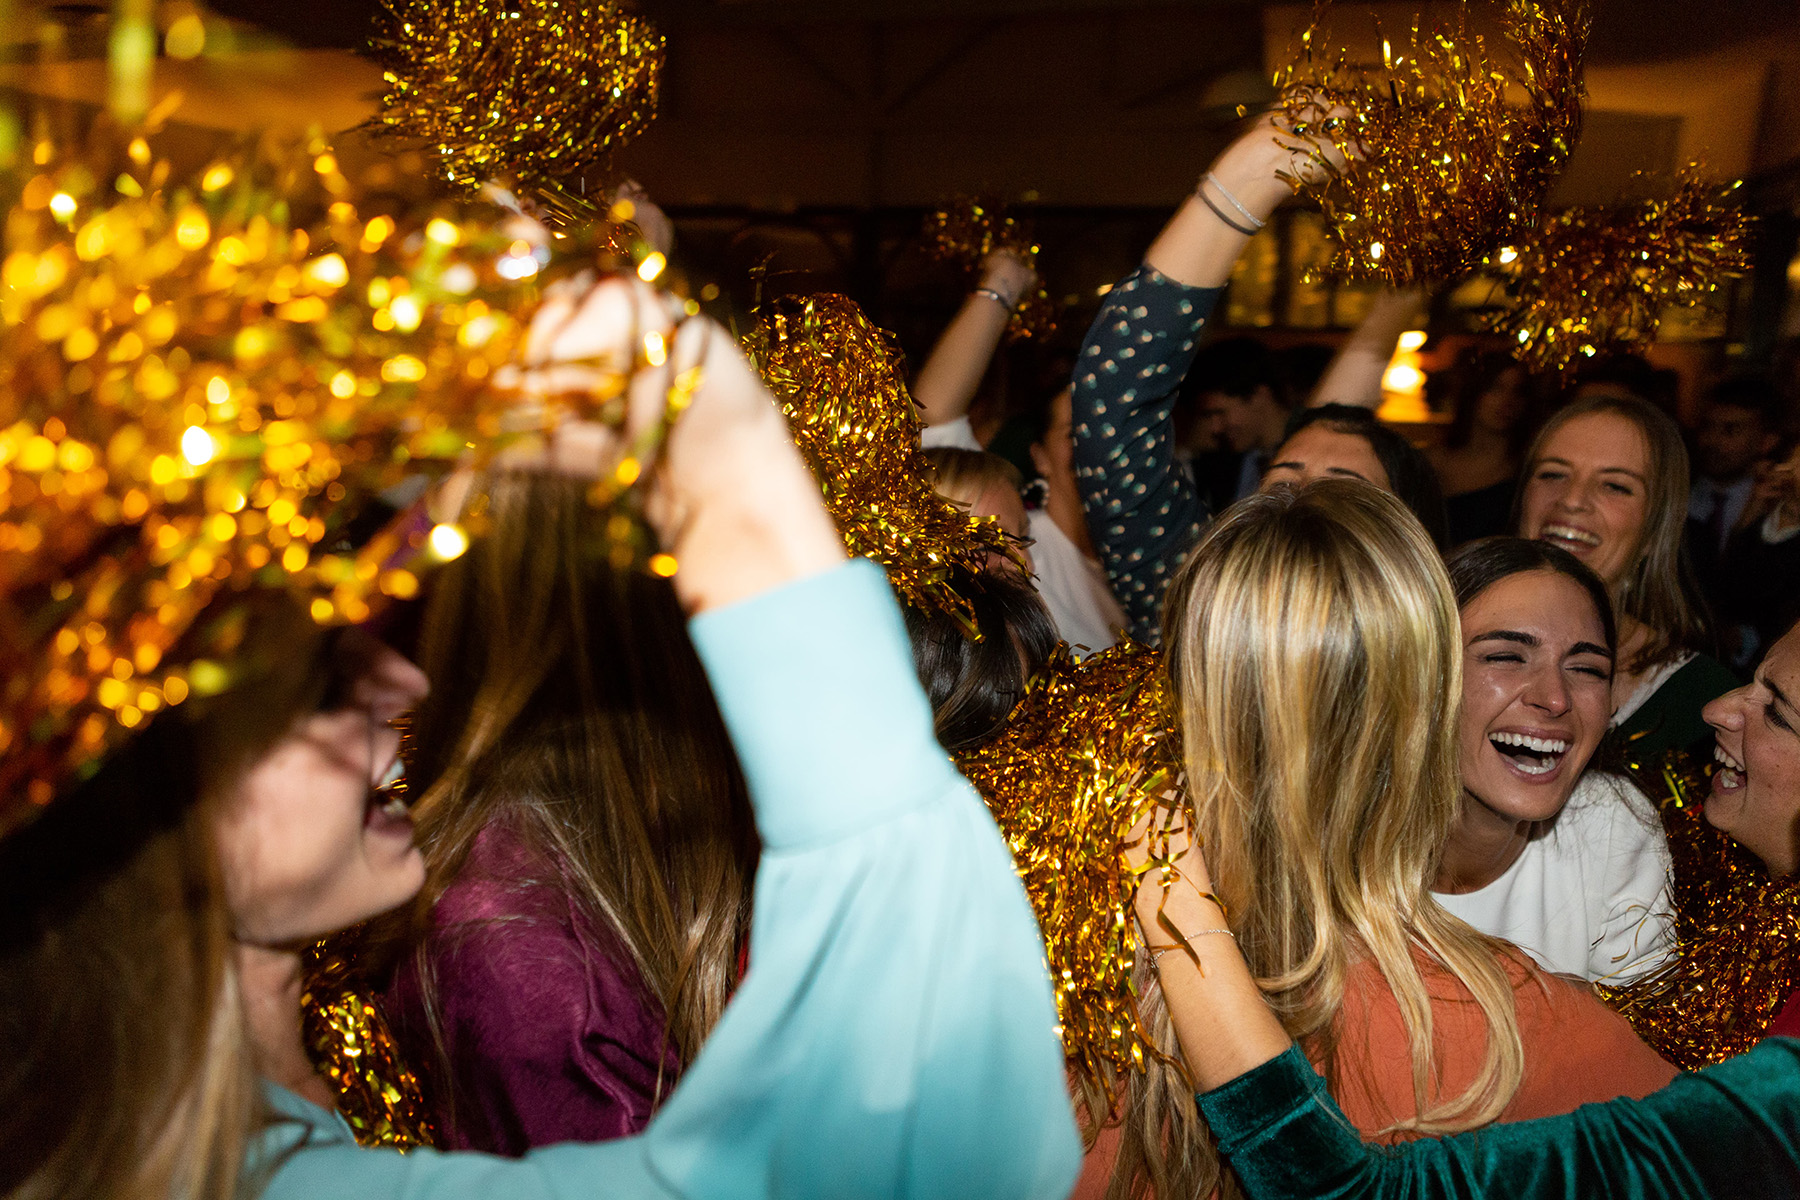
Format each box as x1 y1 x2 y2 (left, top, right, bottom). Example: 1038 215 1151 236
919 197 1057 344
1273 0 1589 285
744 293 1013 626
365 0 664 210
1479 169 1754 373
955 643 1190 1109
301 928 439 1150
1599 748 1800 1069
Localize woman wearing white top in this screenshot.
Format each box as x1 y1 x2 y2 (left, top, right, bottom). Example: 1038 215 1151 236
1432 537 1674 983
913 253 1126 653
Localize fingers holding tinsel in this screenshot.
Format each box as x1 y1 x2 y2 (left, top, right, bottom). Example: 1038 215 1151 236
365 0 664 214
920 197 1058 344
0 135 676 831
1480 169 1754 374
743 293 1013 626
1273 0 1590 285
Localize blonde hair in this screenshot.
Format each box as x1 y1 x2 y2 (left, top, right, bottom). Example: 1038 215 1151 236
922 446 1023 512
1112 481 1525 1198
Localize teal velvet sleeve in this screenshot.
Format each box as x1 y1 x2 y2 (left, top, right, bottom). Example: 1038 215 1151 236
1199 1040 1800 1199
249 560 1080 1200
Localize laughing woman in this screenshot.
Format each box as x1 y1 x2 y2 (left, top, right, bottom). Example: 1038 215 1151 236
1431 539 1674 984
1516 395 1739 762
0 277 1079 1200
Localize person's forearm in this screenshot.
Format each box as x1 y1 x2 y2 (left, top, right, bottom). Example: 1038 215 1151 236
1142 882 1291 1091
1202 1036 1800 1200
1307 289 1426 410
1144 139 1292 289
913 291 1012 430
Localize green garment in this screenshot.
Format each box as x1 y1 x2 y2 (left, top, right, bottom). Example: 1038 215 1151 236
1199 1040 1800 1198
1615 654 1740 764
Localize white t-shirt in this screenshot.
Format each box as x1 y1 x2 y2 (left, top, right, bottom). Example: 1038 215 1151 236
921 419 1124 655
1433 771 1675 984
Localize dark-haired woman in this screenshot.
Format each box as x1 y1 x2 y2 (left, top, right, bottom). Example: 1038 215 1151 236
1516 394 1739 763
903 566 1060 754
1264 404 1449 549
1428 349 1533 546
1431 538 1673 984
380 471 757 1153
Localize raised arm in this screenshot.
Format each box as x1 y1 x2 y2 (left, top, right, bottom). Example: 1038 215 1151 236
1306 289 1426 409
912 251 1038 435
1071 109 1348 642
255 278 1080 1200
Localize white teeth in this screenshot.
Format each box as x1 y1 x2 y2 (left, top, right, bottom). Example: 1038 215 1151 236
375 758 405 792
1714 744 1746 774
381 795 410 818
1540 524 1601 548
1716 767 1745 790
1512 756 1557 776
1489 732 1570 755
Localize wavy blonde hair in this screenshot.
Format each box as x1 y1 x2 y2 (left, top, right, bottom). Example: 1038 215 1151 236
1106 481 1525 1199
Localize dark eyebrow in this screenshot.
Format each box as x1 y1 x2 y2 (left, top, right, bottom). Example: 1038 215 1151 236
1569 641 1614 660
1267 460 1303 473
1324 467 1370 481
1468 630 1538 648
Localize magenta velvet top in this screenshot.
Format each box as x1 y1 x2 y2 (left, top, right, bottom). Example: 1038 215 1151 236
383 820 683 1154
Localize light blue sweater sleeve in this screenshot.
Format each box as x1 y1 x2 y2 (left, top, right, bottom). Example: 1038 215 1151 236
250 559 1080 1200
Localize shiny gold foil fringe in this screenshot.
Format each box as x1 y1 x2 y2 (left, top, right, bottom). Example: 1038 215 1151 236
955 642 1191 1109
919 197 1057 344
0 133 666 835
745 292 1013 627
1274 0 1588 286
366 0 664 211
1480 169 1754 373
1599 749 1800 1069
301 929 439 1150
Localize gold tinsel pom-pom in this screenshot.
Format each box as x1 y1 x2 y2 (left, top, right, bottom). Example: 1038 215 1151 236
956 642 1188 1109
1480 170 1754 373
745 293 1013 625
919 197 1057 344
366 0 664 206
0 135 655 835
1599 750 1800 1069
1274 0 1588 285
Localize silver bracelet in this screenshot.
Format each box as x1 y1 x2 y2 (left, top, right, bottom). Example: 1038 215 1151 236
1201 172 1266 231
972 286 1016 312
1149 929 1236 964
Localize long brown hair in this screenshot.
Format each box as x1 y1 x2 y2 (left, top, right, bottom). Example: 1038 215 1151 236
0 601 335 1200
402 471 756 1115
1110 482 1525 1199
1516 394 1710 674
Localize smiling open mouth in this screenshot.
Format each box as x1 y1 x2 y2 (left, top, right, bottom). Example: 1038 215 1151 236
1714 743 1747 791
1538 524 1601 551
1489 731 1570 777
368 757 410 822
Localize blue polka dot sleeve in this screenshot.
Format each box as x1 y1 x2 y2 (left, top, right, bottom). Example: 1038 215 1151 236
1070 265 1222 645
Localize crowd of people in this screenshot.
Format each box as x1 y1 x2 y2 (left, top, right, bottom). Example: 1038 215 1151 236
10 74 1800 1200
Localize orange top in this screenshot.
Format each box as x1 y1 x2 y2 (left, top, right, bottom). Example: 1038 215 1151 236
1071 950 1676 1198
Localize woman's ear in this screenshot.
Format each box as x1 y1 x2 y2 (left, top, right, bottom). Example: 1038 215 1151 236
1029 441 1052 480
